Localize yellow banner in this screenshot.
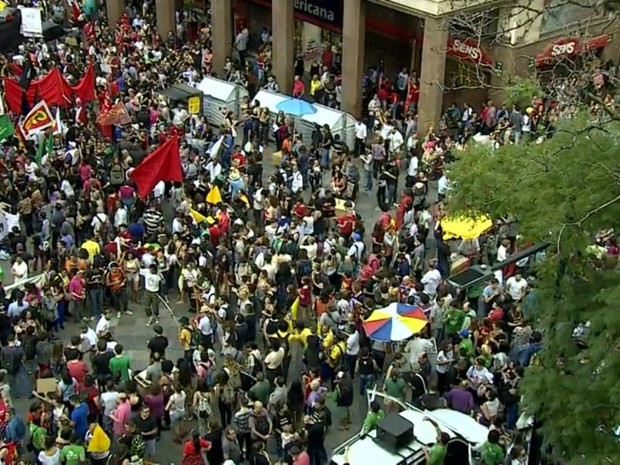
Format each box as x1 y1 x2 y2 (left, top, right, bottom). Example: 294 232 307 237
188 95 201 115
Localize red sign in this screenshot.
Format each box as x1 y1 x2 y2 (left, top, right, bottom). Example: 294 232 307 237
535 34 610 67
446 37 495 67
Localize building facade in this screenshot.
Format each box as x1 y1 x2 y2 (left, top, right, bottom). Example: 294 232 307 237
108 0 620 133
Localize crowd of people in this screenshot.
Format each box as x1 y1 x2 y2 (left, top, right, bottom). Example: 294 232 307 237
0 1 610 465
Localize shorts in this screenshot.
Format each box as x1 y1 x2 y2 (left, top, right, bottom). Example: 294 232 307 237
170 411 186 427
127 272 139 284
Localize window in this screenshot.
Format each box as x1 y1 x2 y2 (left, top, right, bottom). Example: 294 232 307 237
540 0 603 34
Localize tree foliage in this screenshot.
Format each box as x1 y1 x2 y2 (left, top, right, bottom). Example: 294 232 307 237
448 114 620 463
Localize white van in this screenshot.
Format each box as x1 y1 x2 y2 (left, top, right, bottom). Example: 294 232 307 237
330 389 490 465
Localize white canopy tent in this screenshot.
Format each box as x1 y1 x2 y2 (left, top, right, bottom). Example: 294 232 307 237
252 90 357 147
197 77 250 128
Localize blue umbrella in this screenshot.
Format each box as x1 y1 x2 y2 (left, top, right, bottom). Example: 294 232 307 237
276 97 317 117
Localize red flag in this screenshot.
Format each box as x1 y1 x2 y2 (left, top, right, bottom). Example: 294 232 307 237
96 102 131 126
67 0 82 23
73 61 96 103
130 136 183 198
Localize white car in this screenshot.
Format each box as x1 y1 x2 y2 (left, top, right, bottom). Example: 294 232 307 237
330 389 490 465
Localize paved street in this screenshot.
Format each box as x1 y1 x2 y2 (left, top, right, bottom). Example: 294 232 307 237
2 154 437 464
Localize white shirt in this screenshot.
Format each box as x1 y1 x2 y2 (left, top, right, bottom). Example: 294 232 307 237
347 241 365 260
145 272 162 292
38 448 61 465
60 179 75 197
198 315 213 336
346 331 360 356
152 180 166 198
253 188 264 210
505 276 527 301
95 316 111 335
114 207 128 228
142 253 155 268
438 175 449 195
81 328 98 349
407 155 419 177
421 269 442 295
387 131 404 153
11 261 28 281
355 122 367 140
264 347 285 369
291 171 303 193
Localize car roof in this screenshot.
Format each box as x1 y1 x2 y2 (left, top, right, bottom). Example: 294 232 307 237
331 407 484 465
425 408 490 446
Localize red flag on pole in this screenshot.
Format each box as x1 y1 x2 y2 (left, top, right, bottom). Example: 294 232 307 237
130 136 183 198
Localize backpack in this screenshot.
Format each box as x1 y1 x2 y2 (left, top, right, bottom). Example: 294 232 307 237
253 412 270 436
1 347 18 375
220 381 236 405
297 259 312 278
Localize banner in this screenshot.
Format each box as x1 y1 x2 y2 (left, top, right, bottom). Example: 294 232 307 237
0 210 20 241
96 102 131 126
3 62 95 115
19 7 43 37
20 101 54 137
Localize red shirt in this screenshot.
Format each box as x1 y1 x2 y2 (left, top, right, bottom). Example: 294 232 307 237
294 451 310 465
183 438 211 457
337 212 356 236
231 151 246 167
67 360 89 384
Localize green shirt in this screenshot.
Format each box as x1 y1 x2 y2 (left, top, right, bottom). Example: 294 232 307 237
480 441 504 465
384 377 406 399
444 309 465 335
428 443 447 465
109 354 131 382
458 338 474 359
250 380 271 405
30 425 46 451
61 444 86 465
362 409 385 434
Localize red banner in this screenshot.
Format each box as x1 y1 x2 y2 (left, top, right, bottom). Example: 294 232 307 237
3 62 95 115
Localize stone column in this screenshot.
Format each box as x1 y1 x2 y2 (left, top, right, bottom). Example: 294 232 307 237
155 0 175 39
341 0 365 117
212 0 233 78
106 0 124 27
272 0 295 94
417 17 448 135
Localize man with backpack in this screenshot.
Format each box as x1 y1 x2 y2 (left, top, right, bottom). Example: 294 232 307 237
0 337 25 400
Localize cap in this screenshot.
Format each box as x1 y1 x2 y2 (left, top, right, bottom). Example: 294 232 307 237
459 329 470 338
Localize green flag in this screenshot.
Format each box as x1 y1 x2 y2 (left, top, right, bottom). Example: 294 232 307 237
0 115 15 141
46 133 54 154
35 135 45 165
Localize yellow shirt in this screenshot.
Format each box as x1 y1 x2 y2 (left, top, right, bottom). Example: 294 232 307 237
320 330 334 350
81 240 100 262
328 341 346 367
179 327 192 351
310 80 322 96
289 328 312 349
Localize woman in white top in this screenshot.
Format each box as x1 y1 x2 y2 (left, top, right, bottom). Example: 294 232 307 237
38 437 61 465
166 383 187 443
435 340 454 393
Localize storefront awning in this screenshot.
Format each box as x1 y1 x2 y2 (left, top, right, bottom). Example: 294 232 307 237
534 34 610 67
446 37 495 67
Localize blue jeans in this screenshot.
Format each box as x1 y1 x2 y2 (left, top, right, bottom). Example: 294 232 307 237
505 403 519 430
88 288 104 318
365 169 373 191
359 374 375 396
321 148 330 168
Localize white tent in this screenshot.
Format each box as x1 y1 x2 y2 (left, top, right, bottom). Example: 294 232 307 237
252 90 358 147
197 77 250 128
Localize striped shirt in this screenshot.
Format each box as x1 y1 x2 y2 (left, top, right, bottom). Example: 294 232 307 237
143 209 163 235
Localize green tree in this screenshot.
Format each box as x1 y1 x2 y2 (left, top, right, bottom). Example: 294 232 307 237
447 114 620 464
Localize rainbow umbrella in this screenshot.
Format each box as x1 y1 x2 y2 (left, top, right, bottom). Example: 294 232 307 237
363 303 428 342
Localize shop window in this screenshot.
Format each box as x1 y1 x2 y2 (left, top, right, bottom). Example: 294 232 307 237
447 61 489 89
540 0 603 34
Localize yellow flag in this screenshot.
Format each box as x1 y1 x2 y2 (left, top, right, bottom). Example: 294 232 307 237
290 296 300 322
206 186 223 205
0 1 7 11
87 425 111 453
239 194 249 205
190 209 208 224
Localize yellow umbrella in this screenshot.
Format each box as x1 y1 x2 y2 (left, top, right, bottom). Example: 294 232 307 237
439 215 492 240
